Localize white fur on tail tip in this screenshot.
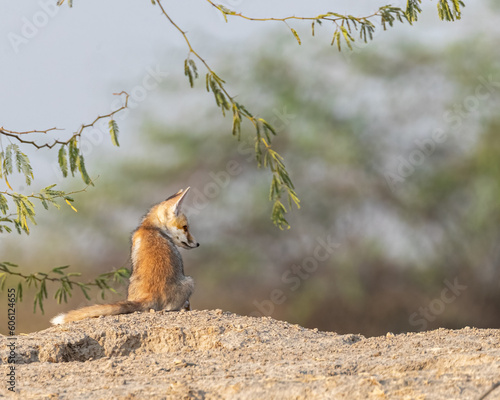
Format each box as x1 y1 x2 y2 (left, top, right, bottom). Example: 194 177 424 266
50 313 66 325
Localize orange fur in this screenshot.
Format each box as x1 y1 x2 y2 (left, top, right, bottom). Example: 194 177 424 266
51 188 199 325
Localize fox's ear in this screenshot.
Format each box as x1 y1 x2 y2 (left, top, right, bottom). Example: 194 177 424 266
172 187 190 216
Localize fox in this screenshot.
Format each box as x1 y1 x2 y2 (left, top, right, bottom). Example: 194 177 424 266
50 187 199 325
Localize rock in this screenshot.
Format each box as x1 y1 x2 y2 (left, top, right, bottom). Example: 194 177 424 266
0 310 499 399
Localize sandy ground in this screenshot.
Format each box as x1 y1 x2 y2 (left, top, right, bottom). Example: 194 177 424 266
1 309 499 399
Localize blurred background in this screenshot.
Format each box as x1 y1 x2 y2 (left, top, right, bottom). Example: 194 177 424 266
1 0 499 337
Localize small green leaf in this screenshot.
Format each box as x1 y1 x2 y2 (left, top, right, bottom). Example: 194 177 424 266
205 73 211 92
437 0 463 21
254 140 263 167
51 265 70 275
211 72 226 85
232 105 241 139
16 143 33 186
76 154 93 186
0 194 8 215
236 102 254 118
78 283 91 301
69 138 79 176
54 287 63 304
271 200 290 230
405 0 422 23
16 282 23 302
57 145 68 177
290 28 301 45
109 119 120 147
34 280 47 314
188 59 198 79
331 30 342 51
3 144 14 175
340 26 353 50
13 194 36 234
184 59 194 88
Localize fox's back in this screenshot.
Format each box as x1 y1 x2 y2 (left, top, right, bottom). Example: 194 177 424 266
128 223 184 302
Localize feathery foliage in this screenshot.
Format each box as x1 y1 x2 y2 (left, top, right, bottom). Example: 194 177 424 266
149 0 466 227
0 92 128 311
0 262 130 313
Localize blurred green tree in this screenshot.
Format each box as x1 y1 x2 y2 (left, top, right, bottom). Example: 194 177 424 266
18 33 498 336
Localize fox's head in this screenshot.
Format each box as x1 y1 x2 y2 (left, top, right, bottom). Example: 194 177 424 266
154 187 199 250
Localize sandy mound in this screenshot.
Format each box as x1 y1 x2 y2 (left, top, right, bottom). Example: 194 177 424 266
1 309 499 399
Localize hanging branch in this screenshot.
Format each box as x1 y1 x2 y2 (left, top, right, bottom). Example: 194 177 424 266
155 0 299 229
53 0 465 227
206 0 465 48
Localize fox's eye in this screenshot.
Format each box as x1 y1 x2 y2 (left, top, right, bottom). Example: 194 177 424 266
182 225 188 231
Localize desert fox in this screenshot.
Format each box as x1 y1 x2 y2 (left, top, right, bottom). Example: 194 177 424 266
50 188 199 325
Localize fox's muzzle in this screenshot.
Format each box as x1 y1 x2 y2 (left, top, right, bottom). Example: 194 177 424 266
182 241 200 249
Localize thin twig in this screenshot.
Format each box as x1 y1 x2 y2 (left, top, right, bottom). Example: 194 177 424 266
0 263 130 304
0 92 129 149
204 0 383 25
0 127 61 135
0 182 92 199
1 268 125 287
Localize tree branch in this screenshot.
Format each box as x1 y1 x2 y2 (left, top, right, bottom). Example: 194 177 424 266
0 91 129 150
155 0 300 228
0 262 130 313
205 0 381 24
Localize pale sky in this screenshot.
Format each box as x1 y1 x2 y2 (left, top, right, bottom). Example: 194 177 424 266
0 0 487 131
0 0 493 188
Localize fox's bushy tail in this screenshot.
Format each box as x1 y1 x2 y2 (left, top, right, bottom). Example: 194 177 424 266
50 301 145 325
